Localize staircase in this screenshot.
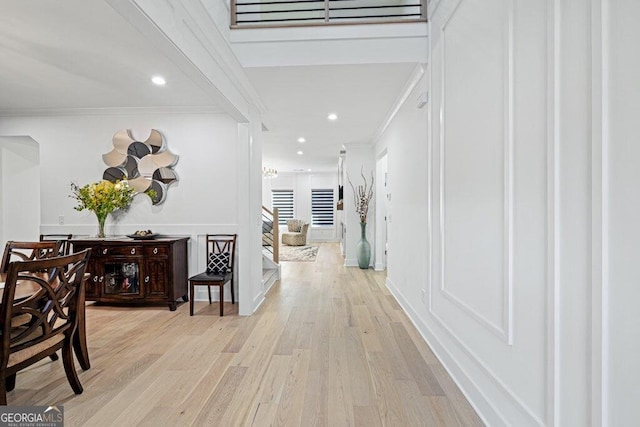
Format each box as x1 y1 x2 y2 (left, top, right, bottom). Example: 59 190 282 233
262 206 280 290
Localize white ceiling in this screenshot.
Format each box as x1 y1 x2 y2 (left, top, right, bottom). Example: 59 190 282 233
247 63 417 173
0 0 421 173
0 0 218 113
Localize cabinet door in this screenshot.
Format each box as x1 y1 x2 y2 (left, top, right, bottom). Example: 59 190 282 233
102 258 143 298
145 258 168 298
84 259 101 299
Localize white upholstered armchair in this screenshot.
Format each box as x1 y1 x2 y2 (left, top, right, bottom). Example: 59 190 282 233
282 219 309 246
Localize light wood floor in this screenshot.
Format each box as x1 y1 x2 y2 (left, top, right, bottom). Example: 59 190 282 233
9 243 483 426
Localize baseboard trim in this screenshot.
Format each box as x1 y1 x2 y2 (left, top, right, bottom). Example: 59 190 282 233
252 291 266 313
344 258 358 267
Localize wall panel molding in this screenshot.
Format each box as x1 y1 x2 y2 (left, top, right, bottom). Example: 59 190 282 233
590 0 608 425
432 0 514 345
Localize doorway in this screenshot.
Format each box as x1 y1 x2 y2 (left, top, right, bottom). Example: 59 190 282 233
375 153 388 271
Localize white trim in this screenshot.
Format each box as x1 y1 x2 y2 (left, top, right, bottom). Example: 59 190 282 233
229 22 428 44
427 13 434 313
546 0 561 424
601 0 610 421
39 223 238 236
252 291 266 312
308 238 339 243
504 0 515 346
0 106 225 118
590 0 609 425
344 258 358 267
193 287 235 302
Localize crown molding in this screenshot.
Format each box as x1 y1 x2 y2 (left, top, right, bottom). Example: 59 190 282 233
0 106 225 118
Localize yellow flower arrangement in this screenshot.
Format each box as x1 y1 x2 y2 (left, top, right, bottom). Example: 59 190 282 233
70 180 135 237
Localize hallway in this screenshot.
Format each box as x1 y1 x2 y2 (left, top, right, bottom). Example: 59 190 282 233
270 242 484 426
10 243 482 426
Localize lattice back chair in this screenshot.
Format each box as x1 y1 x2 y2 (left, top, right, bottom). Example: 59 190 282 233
0 249 91 404
40 234 73 256
189 234 237 316
0 241 62 273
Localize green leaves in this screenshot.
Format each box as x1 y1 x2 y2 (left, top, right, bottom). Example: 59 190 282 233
70 180 135 216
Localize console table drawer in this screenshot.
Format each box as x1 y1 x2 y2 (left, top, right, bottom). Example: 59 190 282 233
144 245 169 257
100 245 143 257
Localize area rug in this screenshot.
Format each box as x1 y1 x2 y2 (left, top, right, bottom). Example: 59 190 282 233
279 245 318 262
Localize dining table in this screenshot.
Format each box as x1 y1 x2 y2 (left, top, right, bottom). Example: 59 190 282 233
0 271 91 370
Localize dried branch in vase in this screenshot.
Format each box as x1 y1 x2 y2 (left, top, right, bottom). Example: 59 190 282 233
347 167 374 224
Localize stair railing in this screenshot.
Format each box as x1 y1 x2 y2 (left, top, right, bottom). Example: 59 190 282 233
231 0 427 28
262 206 279 263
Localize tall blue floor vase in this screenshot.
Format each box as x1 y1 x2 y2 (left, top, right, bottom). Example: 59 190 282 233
356 222 371 269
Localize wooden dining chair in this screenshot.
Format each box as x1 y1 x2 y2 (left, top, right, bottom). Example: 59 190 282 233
0 249 91 404
189 234 237 316
0 241 62 273
40 234 73 255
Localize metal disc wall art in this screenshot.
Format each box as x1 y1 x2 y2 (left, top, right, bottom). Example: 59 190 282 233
102 129 178 204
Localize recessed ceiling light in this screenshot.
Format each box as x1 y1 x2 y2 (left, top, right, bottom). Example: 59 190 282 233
297 137 306 143
307 169 312 172
297 150 303 155
328 113 338 121
151 76 166 86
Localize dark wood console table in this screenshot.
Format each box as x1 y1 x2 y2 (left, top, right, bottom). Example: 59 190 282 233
71 236 189 311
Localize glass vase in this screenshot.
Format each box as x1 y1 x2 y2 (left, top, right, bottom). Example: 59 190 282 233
95 211 107 238
356 222 371 269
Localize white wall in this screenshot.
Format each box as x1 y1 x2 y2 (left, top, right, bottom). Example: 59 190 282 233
0 111 263 314
606 0 640 424
238 106 268 314
230 22 428 68
0 137 41 245
376 0 624 425
374 65 429 301
262 171 338 242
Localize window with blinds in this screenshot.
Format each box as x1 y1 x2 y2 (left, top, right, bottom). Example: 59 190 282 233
311 189 334 226
272 189 294 225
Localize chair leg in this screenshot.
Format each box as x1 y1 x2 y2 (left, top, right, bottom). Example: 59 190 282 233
230 278 235 304
62 340 83 394
73 325 90 371
207 287 212 304
0 375 6 405
5 374 16 392
189 281 194 316
74 296 91 370
219 285 224 316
